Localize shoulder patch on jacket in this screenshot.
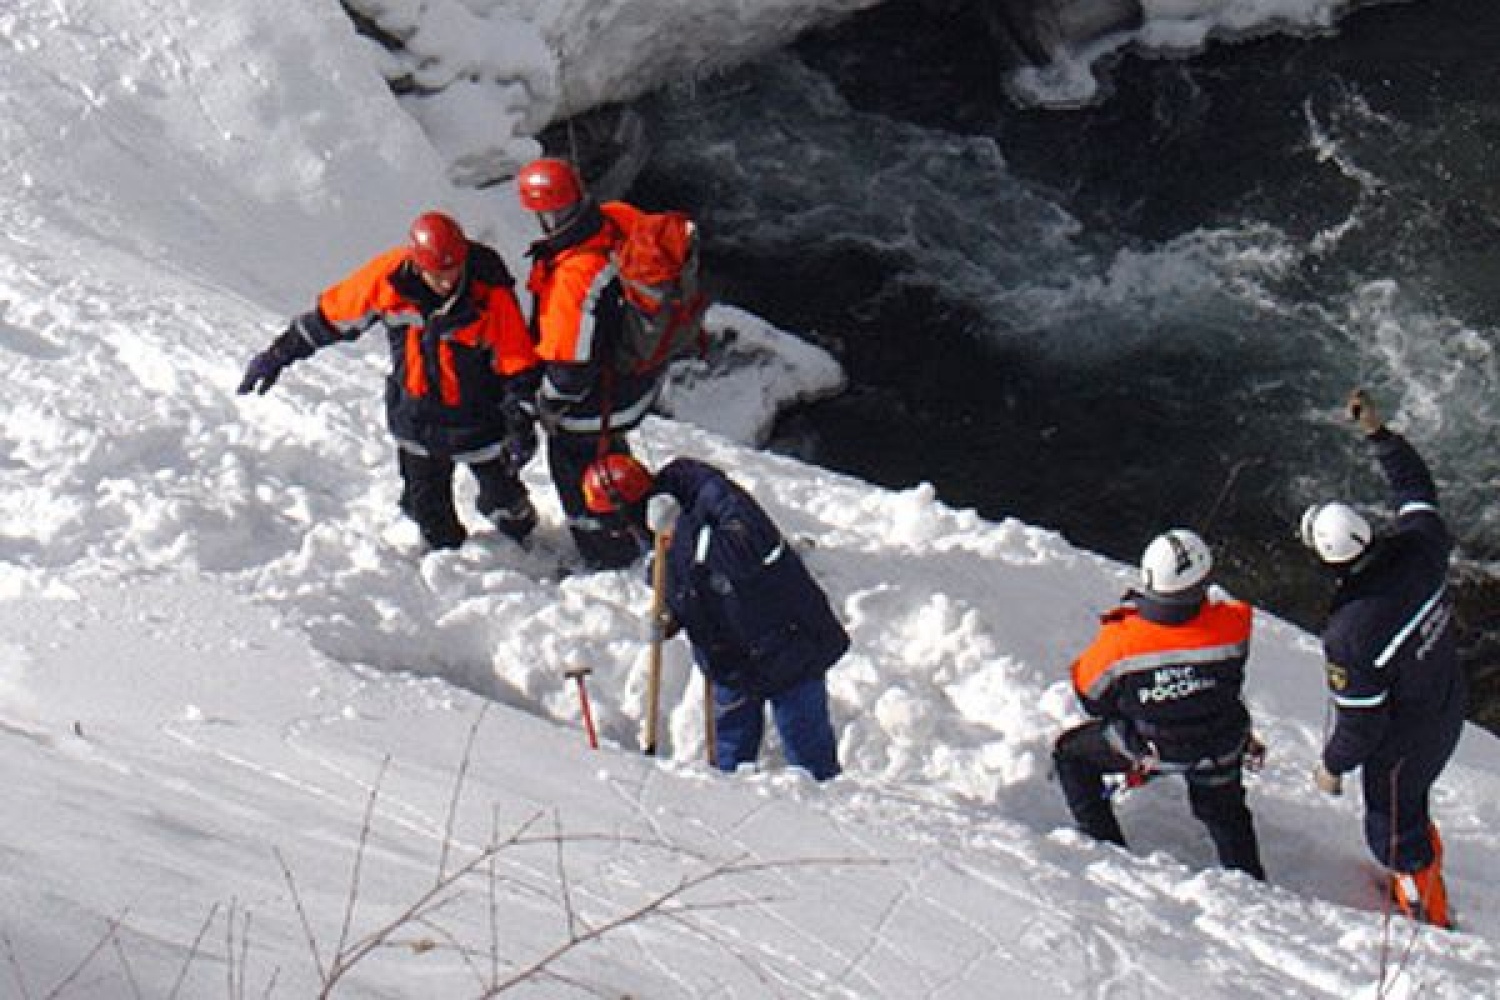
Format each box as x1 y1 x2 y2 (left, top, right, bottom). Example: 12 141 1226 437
1325 662 1349 692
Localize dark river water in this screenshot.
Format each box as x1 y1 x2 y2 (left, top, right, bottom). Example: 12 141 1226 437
623 0 1500 727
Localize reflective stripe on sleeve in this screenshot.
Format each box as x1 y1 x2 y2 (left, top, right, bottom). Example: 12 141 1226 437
328 308 421 338
1373 583 1447 669
1332 690 1389 709
571 263 618 363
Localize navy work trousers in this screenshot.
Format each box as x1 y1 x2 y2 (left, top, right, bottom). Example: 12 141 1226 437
712 673 839 781
1053 719 1264 880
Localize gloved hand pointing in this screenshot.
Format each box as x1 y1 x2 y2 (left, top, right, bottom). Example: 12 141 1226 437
237 349 290 395
238 327 313 396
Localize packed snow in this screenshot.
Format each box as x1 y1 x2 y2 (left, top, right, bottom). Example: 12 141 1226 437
1 1 1496 997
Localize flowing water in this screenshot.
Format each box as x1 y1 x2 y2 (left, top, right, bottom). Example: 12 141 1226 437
624 0 1500 723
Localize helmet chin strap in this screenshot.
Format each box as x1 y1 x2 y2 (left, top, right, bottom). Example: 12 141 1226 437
540 202 588 238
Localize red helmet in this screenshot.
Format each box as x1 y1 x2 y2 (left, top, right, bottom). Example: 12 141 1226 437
582 454 653 515
408 212 469 272
516 158 585 213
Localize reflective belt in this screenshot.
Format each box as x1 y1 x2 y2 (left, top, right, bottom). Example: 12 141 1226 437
547 379 661 434
396 438 509 465
1114 729 1249 783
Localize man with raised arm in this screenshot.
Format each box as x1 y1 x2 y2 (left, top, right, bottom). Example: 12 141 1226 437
1300 388 1465 929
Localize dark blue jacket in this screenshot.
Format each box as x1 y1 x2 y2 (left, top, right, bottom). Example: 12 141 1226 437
654 459 849 697
1321 430 1466 774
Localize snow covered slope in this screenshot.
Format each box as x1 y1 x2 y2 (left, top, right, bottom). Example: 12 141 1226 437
1 1 1496 997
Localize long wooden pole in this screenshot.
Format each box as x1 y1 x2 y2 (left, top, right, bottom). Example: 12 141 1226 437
703 676 717 768
643 529 669 756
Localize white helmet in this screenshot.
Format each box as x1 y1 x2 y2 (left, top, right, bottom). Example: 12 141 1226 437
1299 502 1372 564
1140 529 1212 597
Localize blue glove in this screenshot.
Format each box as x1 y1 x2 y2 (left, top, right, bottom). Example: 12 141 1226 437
237 349 289 395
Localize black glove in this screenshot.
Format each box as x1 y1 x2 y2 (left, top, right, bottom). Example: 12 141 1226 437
237 349 289 395
504 422 538 471
237 327 311 396
533 392 567 436
495 395 537 473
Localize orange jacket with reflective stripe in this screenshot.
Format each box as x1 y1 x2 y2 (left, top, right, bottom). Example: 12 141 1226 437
523 201 661 435
1070 598 1253 756
293 242 538 457
524 201 646 364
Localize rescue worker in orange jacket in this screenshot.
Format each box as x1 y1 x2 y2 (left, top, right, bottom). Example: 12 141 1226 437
237 212 541 552
515 158 661 570
1053 529 1266 880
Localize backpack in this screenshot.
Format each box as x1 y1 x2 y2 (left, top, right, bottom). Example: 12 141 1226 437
608 209 710 376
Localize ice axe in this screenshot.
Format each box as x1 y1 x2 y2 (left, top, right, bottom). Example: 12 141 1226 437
564 661 599 751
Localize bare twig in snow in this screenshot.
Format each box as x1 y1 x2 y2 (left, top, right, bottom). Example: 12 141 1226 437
260 705 889 1000
552 809 585 941
333 755 391 966
107 935 144 1000
39 910 129 1000
166 902 220 1000
224 900 256 1000
488 804 502 988
481 853 889 996
439 705 490 879
2 932 35 1000
317 839 500 996
275 846 326 984
405 917 477 970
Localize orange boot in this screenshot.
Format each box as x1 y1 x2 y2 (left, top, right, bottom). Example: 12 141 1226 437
1391 825 1451 929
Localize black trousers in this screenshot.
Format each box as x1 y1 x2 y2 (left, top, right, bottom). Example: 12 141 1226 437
546 433 646 569
1360 712 1463 872
1053 720 1265 880
397 448 530 550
